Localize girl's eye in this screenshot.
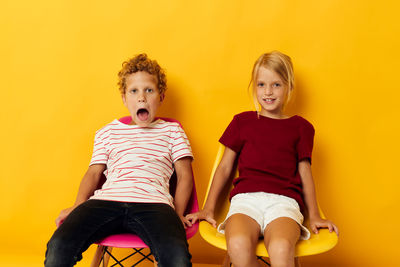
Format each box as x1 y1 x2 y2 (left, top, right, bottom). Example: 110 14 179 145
257 82 265 87
146 88 153 93
273 83 281 87
130 89 137 93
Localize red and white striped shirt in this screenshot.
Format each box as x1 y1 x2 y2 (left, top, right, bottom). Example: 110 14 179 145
89 119 193 207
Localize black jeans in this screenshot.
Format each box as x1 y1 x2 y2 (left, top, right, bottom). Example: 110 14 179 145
44 200 191 267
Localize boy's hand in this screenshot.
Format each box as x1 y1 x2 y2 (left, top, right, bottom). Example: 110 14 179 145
309 217 339 236
55 206 75 227
186 209 217 228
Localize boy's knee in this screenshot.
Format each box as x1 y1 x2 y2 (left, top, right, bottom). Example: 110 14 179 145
44 234 82 267
155 238 191 267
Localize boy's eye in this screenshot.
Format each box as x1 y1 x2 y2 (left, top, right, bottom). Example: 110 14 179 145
129 89 138 93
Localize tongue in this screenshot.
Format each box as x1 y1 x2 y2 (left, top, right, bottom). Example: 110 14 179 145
137 109 149 121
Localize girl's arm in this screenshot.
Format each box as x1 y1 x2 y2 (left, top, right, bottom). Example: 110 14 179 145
173 157 194 228
55 164 106 227
186 146 237 227
299 160 339 235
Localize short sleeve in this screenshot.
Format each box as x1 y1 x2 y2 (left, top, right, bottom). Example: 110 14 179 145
219 115 244 153
296 120 315 163
171 124 193 162
89 130 109 166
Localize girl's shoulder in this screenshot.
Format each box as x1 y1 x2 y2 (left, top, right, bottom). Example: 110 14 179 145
292 115 314 127
292 115 315 135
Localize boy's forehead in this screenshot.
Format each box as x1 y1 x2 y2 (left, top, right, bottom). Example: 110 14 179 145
126 71 158 84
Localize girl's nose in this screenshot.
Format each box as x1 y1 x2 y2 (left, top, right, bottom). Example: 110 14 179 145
265 87 273 95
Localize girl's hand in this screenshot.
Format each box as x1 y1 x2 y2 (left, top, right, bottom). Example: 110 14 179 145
309 217 339 236
186 209 217 228
179 215 193 229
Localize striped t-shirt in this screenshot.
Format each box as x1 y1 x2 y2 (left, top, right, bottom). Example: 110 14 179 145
89 119 193 207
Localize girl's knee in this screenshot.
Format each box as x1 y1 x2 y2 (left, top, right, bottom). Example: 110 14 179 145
267 238 295 259
226 234 258 265
227 234 253 253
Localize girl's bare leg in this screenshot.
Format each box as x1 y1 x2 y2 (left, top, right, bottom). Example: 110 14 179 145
225 214 262 267
263 217 300 267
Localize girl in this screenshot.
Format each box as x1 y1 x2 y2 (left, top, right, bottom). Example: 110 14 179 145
186 51 339 267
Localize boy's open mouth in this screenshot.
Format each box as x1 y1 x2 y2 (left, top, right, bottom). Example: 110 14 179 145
137 108 149 121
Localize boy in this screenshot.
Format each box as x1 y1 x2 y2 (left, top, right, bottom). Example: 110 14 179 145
45 54 193 267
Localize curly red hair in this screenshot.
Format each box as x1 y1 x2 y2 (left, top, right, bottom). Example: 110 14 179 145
118 53 167 95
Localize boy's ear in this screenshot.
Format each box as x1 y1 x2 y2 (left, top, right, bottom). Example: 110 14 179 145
121 93 127 106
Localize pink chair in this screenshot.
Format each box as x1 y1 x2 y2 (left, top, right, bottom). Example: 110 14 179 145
90 116 199 267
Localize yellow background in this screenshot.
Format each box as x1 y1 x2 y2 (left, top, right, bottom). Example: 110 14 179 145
1 0 399 266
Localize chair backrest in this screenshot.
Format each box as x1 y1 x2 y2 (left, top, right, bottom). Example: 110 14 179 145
203 144 237 223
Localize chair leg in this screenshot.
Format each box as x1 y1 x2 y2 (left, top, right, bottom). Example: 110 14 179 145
295 257 301 267
222 253 231 267
102 247 112 267
91 245 106 267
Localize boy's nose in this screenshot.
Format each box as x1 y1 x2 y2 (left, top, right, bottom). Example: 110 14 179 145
138 93 146 102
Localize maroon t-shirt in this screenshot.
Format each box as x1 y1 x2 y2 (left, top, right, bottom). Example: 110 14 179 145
219 111 315 212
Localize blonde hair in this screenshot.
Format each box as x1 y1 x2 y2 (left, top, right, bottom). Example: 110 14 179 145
117 53 167 95
249 51 294 112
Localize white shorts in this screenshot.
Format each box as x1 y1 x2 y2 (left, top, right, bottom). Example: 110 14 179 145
217 192 310 240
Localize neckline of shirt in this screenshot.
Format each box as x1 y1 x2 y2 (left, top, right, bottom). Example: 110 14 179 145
113 118 163 128
254 111 298 121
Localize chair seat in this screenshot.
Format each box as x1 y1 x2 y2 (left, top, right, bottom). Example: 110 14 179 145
199 221 338 257
96 223 199 248
95 234 148 248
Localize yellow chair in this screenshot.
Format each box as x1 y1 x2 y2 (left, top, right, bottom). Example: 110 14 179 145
199 144 338 265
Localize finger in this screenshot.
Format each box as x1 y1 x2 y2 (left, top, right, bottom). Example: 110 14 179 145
328 224 333 233
186 215 198 224
180 218 187 229
311 224 319 234
185 214 194 219
184 217 193 227
207 217 217 228
56 218 63 228
333 224 339 236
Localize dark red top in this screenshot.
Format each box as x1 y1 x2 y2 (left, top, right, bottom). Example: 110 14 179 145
219 111 315 212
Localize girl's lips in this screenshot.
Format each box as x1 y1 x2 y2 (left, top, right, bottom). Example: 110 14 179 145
263 98 276 103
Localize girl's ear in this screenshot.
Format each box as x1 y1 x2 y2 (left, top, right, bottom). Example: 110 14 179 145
160 93 165 102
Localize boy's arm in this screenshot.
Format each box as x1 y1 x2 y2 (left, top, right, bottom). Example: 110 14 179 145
299 160 339 235
55 164 106 227
173 157 194 228
186 146 237 227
